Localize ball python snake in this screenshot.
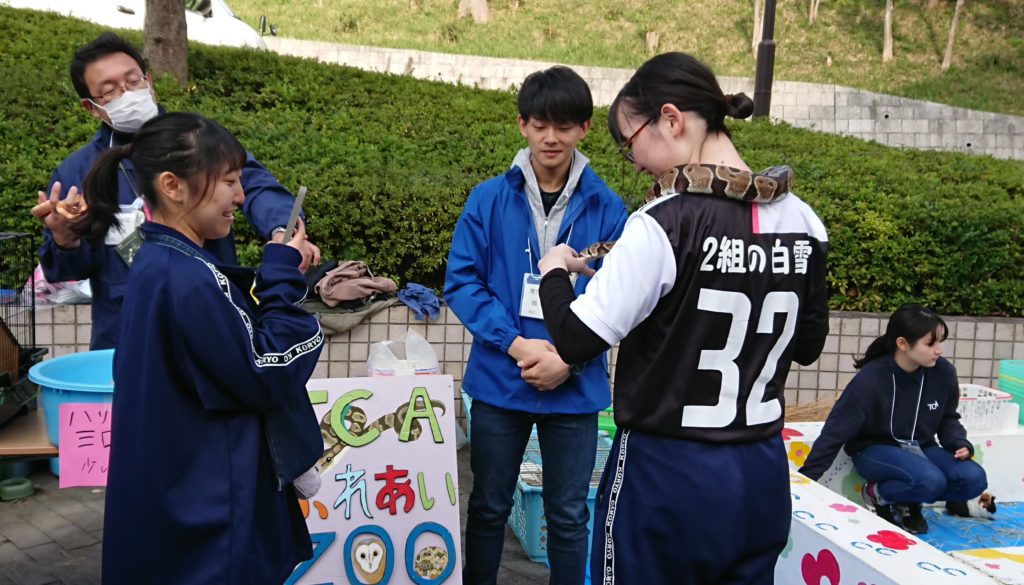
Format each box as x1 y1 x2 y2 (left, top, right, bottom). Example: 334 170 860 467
316 399 446 473
575 163 794 263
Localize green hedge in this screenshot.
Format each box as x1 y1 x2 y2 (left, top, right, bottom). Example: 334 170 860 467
2 7 1023 316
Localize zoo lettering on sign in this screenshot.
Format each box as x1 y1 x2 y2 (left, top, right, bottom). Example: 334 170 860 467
288 376 462 585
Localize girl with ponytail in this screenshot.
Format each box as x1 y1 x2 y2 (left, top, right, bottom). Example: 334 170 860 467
801 304 987 535
94 112 325 585
536 52 829 583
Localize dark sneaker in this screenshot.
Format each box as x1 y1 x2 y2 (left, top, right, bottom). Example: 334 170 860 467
902 504 929 534
861 482 903 528
946 500 971 517
875 503 904 528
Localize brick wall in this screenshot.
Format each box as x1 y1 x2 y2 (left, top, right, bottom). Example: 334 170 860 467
33 304 1024 421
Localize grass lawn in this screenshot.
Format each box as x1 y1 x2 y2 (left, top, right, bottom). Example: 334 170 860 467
229 0 1024 116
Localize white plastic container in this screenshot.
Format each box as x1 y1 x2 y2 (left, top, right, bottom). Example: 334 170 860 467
958 384 1019 433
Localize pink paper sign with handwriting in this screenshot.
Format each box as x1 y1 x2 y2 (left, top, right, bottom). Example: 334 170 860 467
58 403 112 489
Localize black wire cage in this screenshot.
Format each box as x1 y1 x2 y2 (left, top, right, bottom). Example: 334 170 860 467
0 233 46 428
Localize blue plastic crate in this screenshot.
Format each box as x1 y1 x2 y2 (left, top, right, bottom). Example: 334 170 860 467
508 435 611 563
461 390 472 442
998 360 1024 424
999 360 1024 380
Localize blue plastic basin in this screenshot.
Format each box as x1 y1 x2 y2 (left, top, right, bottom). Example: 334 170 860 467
28 349 115 447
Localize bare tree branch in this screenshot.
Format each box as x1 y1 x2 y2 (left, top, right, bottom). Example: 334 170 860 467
941 0 966 71
809 0 822 24
883 0 894 62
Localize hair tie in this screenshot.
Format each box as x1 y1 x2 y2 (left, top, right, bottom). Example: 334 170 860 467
723 93 738 117
722 93 754 120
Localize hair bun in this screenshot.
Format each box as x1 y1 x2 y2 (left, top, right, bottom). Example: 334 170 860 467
724 93 754 120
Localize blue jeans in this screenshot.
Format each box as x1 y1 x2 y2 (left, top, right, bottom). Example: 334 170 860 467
852 444 988 504
463 399 598 585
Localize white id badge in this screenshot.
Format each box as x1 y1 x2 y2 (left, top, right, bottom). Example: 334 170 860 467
899 440 928 460
105 206 146 246
519 273 544 319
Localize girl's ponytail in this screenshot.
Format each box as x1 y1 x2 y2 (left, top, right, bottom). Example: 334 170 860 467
854 333 892 369
74 144 130 244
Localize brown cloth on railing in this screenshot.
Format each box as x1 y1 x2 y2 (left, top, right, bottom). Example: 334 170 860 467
314 260 398 308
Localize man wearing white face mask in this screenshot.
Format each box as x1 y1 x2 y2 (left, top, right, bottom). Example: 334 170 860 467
34 32 320 350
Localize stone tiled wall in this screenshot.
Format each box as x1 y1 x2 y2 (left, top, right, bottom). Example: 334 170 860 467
265 38 1024 161
32 304 1024 421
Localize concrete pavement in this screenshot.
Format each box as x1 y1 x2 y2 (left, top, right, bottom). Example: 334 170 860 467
0 445 550 585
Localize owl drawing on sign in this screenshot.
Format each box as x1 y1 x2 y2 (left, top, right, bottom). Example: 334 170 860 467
353 536 387 584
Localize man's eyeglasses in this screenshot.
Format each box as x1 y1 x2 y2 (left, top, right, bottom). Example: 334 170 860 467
92 75 149 104
617 115 657 163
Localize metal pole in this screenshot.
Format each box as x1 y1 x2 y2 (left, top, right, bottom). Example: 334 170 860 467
753 0 777 118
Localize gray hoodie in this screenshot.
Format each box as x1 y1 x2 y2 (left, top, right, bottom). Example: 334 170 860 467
512 147 591 257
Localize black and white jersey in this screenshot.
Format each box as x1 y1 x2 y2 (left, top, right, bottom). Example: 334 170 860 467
571 190 829 443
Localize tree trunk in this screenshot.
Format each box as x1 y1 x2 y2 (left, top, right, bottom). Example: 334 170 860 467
752 0 762 56
810 0 821 23
646 30 660 54
882 0 894 62
941 0 965 71
144 0 187 84
457 0 489 23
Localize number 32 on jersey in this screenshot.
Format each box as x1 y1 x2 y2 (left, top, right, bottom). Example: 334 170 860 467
682 288 799 429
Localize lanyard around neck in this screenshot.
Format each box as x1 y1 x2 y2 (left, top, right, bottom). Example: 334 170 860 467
526 223 574 276
890 372 925 443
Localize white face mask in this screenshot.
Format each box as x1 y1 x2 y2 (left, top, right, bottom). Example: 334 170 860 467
92 88 158 134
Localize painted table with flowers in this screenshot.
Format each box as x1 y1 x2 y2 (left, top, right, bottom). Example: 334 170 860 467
777 421 1024 585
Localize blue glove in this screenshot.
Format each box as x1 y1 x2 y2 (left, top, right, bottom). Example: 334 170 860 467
397 283 441 321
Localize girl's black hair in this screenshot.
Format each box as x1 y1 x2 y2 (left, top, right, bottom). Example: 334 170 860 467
75 112 247 244
854 304 949 369
608 52 753 145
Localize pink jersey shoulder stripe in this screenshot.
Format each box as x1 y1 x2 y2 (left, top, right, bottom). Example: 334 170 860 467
751 202 760 234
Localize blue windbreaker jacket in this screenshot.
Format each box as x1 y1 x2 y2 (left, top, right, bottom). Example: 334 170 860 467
39 122 297 349
444 163 627 414
102 223 324 585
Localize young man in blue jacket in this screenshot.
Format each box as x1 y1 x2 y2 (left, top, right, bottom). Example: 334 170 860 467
32 32 318 349
444 66 627 585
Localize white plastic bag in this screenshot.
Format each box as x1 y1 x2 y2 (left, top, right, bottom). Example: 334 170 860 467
24 264 92 305
367 329 440 376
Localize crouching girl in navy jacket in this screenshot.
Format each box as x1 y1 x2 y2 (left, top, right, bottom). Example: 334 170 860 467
800 304 987 535
74 112 324 585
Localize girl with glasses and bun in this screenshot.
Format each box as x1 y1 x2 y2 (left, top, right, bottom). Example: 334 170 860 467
800 304 988 535
536 52 830 583
74 112 325 585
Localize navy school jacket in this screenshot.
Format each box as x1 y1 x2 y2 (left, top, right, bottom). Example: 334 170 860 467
101 223 324 585
39 122 298 350
799 355 972 481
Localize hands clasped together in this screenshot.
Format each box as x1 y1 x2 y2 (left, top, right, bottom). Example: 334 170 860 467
509 336 571 392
